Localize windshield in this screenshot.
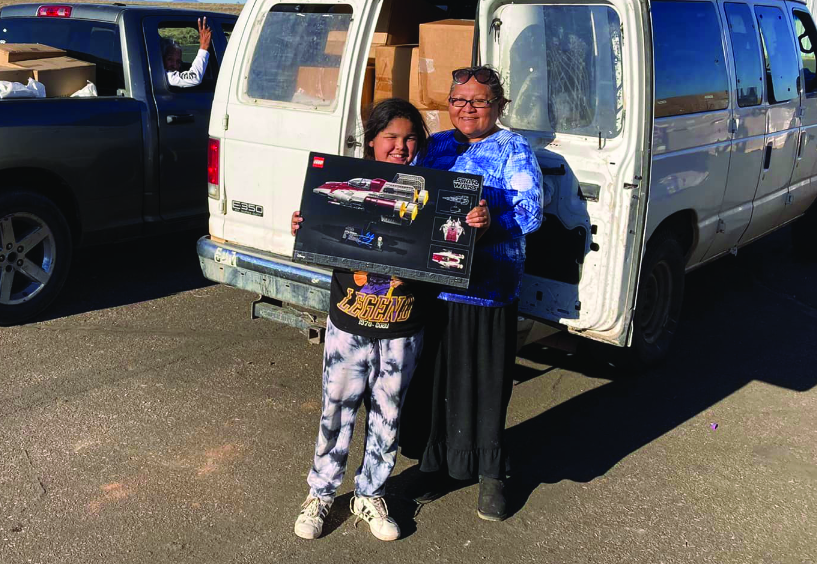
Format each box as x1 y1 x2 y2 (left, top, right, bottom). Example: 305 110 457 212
495 4 624 138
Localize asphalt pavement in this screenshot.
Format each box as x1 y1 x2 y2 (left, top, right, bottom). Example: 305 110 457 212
0 228 815 564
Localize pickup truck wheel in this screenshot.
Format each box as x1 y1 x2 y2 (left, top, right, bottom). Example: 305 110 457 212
629 231 685 368
0 192 72 326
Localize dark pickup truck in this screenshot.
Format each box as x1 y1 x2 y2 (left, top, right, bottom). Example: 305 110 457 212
0 3 237 324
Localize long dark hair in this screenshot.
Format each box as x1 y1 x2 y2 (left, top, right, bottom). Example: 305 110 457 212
363 98 429 160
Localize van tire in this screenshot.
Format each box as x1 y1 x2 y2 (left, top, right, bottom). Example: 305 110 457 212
0 191 73 326
629 230 685 367
792 204 817 258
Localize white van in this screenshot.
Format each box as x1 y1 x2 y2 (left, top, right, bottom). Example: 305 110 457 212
199 0 817 365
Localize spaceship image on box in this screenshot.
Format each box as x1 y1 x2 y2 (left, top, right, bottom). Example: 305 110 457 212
441 216 464 243
432 250 465 269
313 173 429 251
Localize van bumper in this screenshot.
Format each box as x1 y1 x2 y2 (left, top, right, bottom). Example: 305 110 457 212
197 236 331 337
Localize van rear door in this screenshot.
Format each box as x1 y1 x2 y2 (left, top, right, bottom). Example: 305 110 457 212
216 0 378 256
478 0 652 347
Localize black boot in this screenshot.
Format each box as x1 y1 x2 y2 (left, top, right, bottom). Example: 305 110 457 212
477 476 507 521
411 471 454 504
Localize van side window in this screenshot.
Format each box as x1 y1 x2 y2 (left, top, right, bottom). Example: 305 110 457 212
755 6 800 104
724 3 764 107
793 10 817 96
652 1 729 118
246 4 353 109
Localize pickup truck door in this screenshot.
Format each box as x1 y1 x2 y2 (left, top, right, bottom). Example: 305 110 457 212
143 15 225 221
217 0 379 256
478 0 652 347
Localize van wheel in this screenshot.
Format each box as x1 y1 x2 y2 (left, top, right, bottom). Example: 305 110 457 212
0 192 73 326
630 230 685 367
792 204 817 258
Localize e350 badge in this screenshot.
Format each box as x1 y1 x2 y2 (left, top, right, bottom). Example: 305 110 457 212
232 200 264 217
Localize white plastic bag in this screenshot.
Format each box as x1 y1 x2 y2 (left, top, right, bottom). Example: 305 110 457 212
70 80 98 97
0 78 46 99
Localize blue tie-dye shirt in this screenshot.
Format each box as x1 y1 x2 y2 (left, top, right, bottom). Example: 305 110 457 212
417 129 551 307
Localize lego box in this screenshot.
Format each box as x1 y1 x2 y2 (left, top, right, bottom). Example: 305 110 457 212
293 152 483 288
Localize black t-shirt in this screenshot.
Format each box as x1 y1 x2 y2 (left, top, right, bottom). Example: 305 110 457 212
328 270 428 338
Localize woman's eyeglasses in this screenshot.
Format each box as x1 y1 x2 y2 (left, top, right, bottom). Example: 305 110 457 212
448 97 497 108
452 67 499 85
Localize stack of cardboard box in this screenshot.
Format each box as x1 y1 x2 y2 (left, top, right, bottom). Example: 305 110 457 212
374 19 475 133
296 0 446 112
0 43 96 97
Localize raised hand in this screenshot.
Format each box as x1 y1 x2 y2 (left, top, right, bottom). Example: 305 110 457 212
198 17 212 51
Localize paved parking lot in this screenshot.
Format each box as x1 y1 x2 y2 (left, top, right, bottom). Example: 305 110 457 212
1 228 815 564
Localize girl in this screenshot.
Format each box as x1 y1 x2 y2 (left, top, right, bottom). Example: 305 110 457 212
289 98 430 541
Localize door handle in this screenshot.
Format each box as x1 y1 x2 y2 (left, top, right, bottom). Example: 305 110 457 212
798 131 807 158
167 114 195 125
763 143 772 170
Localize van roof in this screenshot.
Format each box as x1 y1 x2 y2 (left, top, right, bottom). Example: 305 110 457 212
0 3 233 23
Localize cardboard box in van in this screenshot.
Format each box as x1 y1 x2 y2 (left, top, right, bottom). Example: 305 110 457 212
374 44 416 102
13 56 96 97
418 20 474 110
295 66 340 102
325 0 445 62
421 109 453 134
409 46 425 109
362 64 375 109
0 43 65 64
0 64 34 84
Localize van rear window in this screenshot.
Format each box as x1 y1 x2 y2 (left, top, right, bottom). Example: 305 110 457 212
246 4 353 109
496 4 624 138
652 1 729 118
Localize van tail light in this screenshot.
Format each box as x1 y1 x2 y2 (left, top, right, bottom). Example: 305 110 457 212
37 6 72 17
207 137 220 200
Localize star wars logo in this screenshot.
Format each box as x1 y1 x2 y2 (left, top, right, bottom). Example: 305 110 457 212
453 177 480 192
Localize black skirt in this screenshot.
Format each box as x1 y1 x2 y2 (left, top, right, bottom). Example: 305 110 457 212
400 299 517 479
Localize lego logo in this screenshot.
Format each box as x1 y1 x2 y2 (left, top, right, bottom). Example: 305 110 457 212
312 156 325 168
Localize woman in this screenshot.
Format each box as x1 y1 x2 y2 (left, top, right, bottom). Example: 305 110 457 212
408 66 550 521
290 98 478 542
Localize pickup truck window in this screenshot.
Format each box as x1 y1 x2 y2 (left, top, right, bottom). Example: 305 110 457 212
0 18 124 96
246 4 353 109
222 23 234 44
498 4 624 138
159 23 218 92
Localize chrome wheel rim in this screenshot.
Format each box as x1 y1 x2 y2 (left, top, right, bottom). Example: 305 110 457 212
0 212 56 306
639 260 673 345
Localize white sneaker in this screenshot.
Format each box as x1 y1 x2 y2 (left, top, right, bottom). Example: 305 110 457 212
294 495 332 540
350 495 401 541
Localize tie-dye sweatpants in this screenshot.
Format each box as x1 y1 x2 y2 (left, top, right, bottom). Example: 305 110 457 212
307 318 423 501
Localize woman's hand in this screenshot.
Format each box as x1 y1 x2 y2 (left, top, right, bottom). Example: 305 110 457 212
291 211 303 236
466 200 491 239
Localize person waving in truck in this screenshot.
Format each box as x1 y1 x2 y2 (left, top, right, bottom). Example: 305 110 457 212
161 17 211 88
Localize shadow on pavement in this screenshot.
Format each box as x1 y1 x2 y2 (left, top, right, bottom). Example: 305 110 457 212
35 229 213 322
503 227 817 517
